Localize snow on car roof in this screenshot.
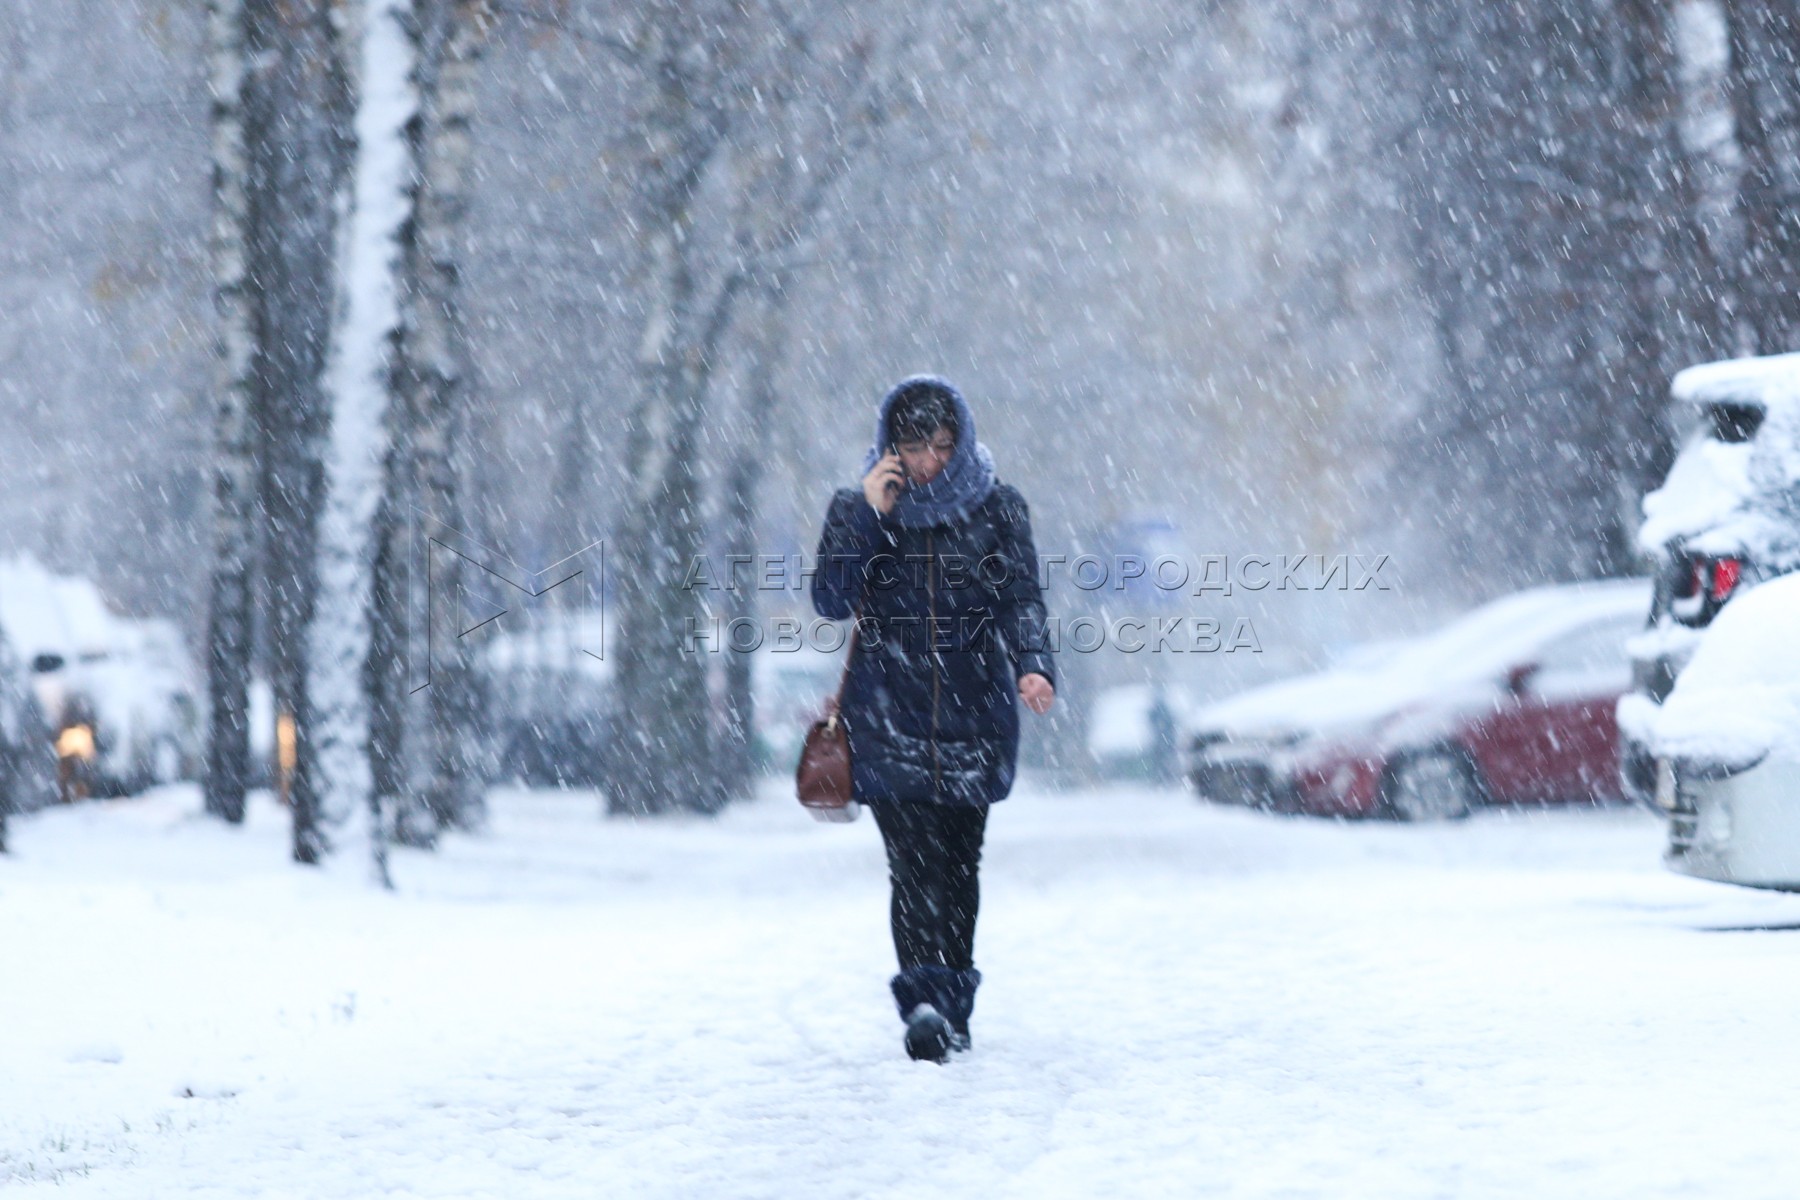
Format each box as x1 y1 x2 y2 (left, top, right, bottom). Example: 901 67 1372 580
1670 352 1800 410
0 555 124 660
1648 571 1800 766
1193 580 1649 738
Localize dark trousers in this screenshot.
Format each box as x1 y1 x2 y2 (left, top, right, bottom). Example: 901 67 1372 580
869 800 989 971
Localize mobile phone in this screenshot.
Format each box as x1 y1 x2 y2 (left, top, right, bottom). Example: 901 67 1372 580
886 444 909 493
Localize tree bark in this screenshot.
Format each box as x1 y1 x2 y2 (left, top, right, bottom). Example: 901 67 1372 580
306 0 422 883
239 0 355 864
715 273 793 807
397 0 495 833
606 26 734 817
608 219 725 816
202 0 256 825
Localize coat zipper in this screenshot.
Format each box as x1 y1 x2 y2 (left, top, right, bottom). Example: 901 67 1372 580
928 529 940 795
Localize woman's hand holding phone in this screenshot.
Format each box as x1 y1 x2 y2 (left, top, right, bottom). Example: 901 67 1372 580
862 451 907 515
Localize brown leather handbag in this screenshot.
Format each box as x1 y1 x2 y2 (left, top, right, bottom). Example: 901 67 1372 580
796 621 861 822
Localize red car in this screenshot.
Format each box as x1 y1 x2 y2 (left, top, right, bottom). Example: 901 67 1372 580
1186 580 1651 820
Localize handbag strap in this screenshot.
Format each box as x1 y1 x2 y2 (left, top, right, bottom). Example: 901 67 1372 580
825 607 861 730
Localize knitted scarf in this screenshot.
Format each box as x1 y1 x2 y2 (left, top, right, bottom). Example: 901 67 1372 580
859 375 998 529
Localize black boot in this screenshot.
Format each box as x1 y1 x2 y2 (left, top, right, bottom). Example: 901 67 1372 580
903 1004 955 1063
892 967 981 1061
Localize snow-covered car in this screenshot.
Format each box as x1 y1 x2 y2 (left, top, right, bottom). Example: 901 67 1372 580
1647 572 1800 889
0 557 200 798
1618 352 1800 805
1186 580 1649 820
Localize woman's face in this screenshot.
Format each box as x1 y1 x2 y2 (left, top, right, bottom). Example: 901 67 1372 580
895 426 957 486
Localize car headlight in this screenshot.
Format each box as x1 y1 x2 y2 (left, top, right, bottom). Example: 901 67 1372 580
57 723 96 761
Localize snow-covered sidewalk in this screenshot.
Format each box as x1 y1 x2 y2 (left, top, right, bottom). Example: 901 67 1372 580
5 781 1800 1198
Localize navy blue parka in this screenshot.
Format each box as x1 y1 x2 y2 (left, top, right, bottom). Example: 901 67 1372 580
811 481 1055 806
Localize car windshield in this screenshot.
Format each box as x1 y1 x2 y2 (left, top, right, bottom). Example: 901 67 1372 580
1377 591 1638 686
1378 617 1548 684
1706 401 1764 444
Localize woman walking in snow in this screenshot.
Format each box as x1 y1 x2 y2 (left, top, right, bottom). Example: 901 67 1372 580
812 376 1056 1062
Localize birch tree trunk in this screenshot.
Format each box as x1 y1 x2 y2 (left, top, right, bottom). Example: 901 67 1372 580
396 0 495 833
202 0 256 825
305 0 418 882
716 274 792 808
606 29 732 817
239 0 355 864
366 453 417 843
609 228 721 817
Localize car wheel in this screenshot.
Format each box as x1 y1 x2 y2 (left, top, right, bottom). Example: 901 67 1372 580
1383 749 1481 822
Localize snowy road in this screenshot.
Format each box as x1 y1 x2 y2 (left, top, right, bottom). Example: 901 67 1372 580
5 783 1800 1198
